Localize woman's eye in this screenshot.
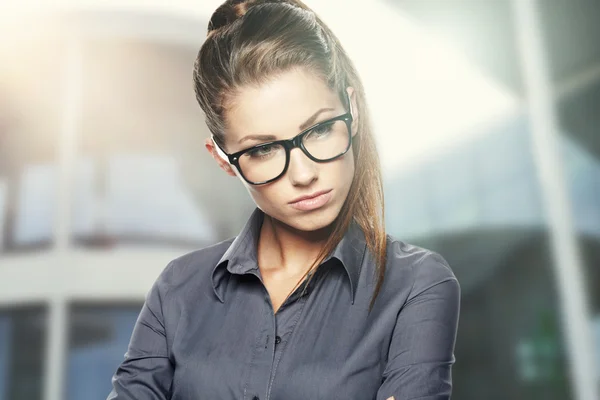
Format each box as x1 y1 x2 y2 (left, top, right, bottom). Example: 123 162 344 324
308 123 333 138
247 145 276 158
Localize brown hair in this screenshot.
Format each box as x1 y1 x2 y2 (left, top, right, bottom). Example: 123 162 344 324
193 0 387 310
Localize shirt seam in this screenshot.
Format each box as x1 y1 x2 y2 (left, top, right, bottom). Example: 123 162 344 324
427 250 454 275
159 260 175 360
386 358 455 370
407 250 431 303
384 250 430 368
408 251 457 302
353 239 367 304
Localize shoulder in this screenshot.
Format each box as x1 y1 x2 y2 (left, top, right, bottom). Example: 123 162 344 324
153 236 236 293
384 234 460 301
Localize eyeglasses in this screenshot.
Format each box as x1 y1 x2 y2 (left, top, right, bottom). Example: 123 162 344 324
212 93 354 185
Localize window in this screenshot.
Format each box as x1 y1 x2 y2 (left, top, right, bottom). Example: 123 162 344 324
67 304 142 400
0 306 47 400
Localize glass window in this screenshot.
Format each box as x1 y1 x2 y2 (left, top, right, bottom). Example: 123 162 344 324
13 165 57 248
0 21 63 253
562 136 600 237
474 117 536 193
384 168 434 238
480 168 543 227
66 304 142 400
71 37 256 249
427 146 480 231
0 306 47 400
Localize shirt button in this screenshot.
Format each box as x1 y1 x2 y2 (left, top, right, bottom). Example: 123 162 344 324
275 336 282 344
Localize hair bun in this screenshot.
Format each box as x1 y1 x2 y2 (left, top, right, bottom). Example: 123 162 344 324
207 0 299 35
208 0 246 33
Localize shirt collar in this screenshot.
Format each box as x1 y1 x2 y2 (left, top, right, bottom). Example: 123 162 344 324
211 207 367 304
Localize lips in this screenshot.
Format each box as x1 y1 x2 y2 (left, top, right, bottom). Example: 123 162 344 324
288 189 333 211
289 189 333 204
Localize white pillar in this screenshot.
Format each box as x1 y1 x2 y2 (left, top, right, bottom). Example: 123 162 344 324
512 1 599 399
43 34 83 400
43 298 68 400
54 37 83 251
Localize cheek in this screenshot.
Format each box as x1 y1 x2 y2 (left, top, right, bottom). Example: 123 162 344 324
337 153 356 185
246 182 285 209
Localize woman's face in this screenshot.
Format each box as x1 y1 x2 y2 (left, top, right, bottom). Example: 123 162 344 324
205 67 358 233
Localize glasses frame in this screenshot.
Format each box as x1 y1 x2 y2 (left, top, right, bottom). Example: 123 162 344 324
212 92 354 185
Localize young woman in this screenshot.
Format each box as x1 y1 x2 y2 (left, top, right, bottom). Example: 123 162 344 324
107 1 460 399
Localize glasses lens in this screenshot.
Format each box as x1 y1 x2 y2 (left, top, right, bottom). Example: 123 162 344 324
302 119 350 160
238 142 286 183
237 119 351 184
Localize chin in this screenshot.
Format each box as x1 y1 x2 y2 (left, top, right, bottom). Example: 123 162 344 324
285 204 341 233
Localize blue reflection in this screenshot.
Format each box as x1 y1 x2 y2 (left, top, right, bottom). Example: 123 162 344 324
67 309 140 400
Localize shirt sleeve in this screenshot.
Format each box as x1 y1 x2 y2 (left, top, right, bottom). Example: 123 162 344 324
107 262 175 400
376 251 461 400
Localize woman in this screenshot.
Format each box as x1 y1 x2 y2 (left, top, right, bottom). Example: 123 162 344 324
107 1 460 399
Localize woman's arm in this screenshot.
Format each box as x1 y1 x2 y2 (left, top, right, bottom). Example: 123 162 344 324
376 252 461 400
107 264 174 399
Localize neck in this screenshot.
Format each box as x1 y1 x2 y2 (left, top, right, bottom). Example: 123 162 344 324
258 213 333 277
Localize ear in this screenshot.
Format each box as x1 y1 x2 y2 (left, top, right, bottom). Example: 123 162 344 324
205 136 237 177
346 86 359 138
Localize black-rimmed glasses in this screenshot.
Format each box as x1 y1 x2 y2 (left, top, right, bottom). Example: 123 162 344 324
212 93 354 185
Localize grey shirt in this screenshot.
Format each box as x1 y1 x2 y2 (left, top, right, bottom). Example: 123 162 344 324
107 207 460 400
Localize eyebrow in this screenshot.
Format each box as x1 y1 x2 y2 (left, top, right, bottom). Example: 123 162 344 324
238 107 336 145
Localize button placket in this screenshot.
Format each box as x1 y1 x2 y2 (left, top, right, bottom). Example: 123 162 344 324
244 280 278 400
266 294 309 400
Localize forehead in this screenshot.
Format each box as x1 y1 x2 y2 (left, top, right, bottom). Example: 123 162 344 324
223 68 341 145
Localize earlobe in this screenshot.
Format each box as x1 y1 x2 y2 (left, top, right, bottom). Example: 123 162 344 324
225 166 237 177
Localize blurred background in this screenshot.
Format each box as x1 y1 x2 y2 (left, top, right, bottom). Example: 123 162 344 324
0 0 599 399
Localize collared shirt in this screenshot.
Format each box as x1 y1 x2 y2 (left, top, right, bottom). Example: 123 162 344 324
107 207 460 400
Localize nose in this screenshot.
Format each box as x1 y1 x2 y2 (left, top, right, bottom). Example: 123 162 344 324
287 147 318 186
